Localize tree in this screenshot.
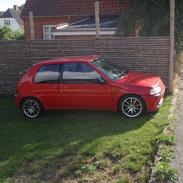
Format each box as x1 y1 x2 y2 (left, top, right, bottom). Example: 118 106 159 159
19 4 24 11
0 26 24 40
175 0 183 51
117 0 183 51
117 0 170 36
14 30 24 40
0 26 14 40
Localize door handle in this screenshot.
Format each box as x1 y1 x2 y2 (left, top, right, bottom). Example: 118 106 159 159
56 85 64 93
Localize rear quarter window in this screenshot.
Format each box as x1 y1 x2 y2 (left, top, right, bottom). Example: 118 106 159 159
34 64 60 83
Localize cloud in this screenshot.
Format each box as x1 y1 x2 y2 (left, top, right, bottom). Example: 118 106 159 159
0 0 25 11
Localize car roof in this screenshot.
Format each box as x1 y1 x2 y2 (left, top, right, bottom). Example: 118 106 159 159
34 55 99 66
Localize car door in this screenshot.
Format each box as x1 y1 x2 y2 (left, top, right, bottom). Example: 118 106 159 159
31 64 63 109
59 62 113 110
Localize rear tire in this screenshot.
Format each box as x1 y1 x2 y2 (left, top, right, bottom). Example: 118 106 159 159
118 95 145 118
21 98 43 118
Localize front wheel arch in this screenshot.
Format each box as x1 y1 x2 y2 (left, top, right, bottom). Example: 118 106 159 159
117 94 146 118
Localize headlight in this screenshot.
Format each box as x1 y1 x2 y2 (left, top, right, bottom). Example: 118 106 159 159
150 86 161 96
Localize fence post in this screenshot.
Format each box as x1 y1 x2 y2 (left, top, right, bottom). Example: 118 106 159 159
29 11 35 40
169 0 175 93
95 1 100 39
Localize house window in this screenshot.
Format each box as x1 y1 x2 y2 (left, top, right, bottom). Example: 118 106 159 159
43 25 56 40
4 20 11 26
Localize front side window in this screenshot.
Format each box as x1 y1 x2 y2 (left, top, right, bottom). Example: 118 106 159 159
63 63 101 83
92 59 128 80
34 64 60 83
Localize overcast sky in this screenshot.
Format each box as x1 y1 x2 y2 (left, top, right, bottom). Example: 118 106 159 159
0 0 26 11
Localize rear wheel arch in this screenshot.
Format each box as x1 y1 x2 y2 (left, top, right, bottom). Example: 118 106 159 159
20 97 44 109
20 97 44 118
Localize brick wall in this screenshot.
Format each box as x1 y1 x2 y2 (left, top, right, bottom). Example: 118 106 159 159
0 37 170 95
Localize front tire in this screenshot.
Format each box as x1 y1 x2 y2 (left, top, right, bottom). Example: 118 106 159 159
118 95 145 118
21 98 42 118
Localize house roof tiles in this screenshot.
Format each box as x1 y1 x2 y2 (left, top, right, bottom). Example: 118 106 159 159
21 0 128 17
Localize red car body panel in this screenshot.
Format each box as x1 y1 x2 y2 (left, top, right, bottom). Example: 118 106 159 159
15 55 165 114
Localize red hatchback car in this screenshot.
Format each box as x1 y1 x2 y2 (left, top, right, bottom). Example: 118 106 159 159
15 55 165 118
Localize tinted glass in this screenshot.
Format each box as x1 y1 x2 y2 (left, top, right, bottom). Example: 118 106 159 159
63 63 101 83
34 64 60 83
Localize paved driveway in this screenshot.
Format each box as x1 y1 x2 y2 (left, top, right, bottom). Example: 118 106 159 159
172 74 183 182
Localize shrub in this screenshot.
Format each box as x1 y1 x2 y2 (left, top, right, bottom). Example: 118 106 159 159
154 162 177 182
0 26 24 40
156 134 175 146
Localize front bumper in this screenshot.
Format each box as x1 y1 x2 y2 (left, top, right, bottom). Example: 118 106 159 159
142 87 165 112
143 95 164 112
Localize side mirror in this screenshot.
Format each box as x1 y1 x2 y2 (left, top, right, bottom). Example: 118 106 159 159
94 77 107 84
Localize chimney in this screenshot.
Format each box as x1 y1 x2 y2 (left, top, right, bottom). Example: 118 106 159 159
13 5 19 11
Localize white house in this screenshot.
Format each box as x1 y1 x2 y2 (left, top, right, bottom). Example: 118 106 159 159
0 5 23 32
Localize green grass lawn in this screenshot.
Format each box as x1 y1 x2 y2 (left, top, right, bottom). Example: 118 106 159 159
0 97 171 183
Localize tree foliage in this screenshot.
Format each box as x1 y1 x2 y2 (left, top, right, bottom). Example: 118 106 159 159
19 4 24 11
0 26 24 40
175 0 183 51
117 0 183 51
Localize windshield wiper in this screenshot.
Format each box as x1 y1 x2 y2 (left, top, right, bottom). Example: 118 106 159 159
113 70 128 80
121 70 129 76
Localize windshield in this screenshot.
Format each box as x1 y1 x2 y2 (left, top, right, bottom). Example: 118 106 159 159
92 59 128 80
